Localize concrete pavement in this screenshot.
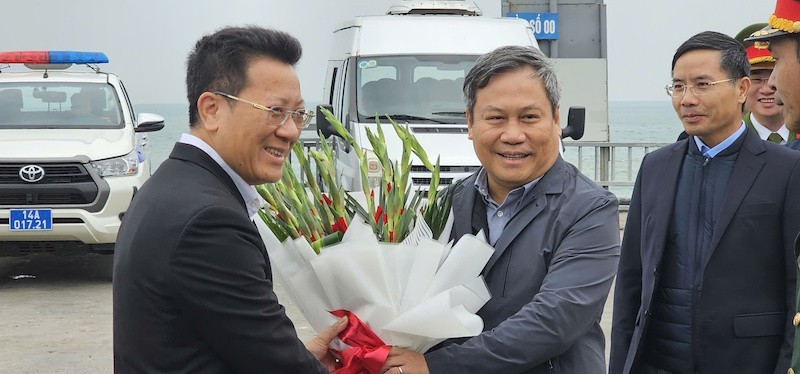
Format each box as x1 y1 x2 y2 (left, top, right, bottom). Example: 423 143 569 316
0 211 627 373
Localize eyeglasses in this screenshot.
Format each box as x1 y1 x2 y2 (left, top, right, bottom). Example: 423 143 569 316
665 79 734 98
213 91 314 129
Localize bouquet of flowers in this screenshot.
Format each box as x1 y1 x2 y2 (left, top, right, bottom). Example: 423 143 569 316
257 108 494 372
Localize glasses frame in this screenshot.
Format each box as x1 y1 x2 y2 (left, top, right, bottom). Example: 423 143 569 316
213 91 314 129
665 78 734 98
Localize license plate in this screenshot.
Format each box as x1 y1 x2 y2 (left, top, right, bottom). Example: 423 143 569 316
9 209 52 231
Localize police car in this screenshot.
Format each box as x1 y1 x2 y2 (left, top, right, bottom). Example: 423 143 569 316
0 51 163 255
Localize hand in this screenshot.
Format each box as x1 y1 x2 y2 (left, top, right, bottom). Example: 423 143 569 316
305 316 348 371
380 347 430 374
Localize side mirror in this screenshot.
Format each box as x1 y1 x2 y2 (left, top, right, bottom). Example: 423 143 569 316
561 106 585 141
316 104 337 139
135 112 165 132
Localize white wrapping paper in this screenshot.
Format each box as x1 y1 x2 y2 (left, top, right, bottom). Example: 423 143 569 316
258 203 495 352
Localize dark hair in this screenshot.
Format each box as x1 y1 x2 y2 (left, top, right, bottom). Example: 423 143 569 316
671 31 750 80
796 34 800 62
781 33 800 62
185 26 302 126
463 45 560 116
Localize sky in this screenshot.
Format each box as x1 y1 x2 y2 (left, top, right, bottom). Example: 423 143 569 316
0 0 777 105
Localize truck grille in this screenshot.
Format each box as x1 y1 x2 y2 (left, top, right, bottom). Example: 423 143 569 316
410 127 468 134
412 177 454 185
410 165 481 173
0 192 92 205
0 163 99 206
0 164 93 184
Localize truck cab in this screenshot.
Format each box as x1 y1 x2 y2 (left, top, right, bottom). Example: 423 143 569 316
0 51 164 255
317 1 584 192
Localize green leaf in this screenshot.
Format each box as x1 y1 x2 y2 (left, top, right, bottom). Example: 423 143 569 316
257 209 289 242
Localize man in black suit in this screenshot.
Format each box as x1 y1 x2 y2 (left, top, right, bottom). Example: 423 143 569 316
610 31 800 373
113 26 346 373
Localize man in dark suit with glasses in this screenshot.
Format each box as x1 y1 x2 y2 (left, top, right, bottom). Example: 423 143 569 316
113 26 345 373
611 31 800 374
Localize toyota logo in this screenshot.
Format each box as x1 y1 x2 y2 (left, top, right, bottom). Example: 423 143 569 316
19 165 45 183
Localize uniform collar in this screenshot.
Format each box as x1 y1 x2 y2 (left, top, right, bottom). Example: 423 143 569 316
749 112 789 143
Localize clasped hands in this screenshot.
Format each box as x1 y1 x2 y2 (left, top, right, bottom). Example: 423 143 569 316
306 317 429 374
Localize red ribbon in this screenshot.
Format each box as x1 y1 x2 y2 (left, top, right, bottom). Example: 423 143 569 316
330 310 390 374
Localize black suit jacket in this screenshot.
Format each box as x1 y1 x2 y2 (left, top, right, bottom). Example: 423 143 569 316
113 143 325 373
610 130 800 374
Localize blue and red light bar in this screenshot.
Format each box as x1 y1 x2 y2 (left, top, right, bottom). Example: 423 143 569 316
0 51 108 64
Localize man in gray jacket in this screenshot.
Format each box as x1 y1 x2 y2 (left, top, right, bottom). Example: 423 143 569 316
379 45 620 374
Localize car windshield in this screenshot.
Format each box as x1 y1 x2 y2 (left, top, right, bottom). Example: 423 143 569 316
356 55 478 124
0 82 123 129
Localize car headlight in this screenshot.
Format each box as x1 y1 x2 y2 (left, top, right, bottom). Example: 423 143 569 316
90 150 139 177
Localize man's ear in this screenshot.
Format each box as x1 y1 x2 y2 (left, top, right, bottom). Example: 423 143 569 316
197 92 224 132
553 104 561 128
466 109 474 140
736 77 751 104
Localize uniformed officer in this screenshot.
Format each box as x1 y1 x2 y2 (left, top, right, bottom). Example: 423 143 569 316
747 1 800 372
736 23 792 143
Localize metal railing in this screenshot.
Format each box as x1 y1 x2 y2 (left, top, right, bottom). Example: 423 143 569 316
290 135 673 203
562 141 672 203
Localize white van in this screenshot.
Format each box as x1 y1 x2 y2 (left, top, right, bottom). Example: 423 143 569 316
0 51 163 255
316 1 585 192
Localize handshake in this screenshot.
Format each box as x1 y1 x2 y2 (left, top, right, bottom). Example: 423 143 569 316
307 314 430 374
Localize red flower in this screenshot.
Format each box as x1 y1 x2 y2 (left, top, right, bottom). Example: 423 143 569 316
332 217 348 234
373 206 383 223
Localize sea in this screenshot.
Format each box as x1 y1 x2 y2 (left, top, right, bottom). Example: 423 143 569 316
136 101 683 200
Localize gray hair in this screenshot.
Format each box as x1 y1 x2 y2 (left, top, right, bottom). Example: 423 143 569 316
464 45 561 116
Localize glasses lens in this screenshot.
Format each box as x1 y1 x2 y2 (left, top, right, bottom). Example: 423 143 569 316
668 84 689 97
289 110 313 129
265 107 288 125
693 82 714 96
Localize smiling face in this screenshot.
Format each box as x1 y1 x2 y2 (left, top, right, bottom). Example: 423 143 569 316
769 36 800 132
193 57 304 185
467 66 560 203
746 67 782 128
671 49 749 147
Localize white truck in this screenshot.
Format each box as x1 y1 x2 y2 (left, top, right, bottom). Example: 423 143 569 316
0 51 164 255
315 0 589 192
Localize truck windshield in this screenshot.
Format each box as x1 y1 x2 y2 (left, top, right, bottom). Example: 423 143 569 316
0 83 123 129
356 55 478 123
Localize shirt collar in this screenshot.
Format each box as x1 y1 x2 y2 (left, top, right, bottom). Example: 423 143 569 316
693 122 746 158
179 133 262 219
473 167 540 206
750 112 789 143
